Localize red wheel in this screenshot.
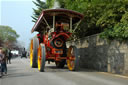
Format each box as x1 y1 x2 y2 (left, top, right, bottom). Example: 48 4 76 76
67 46 79 71
38 44 46 72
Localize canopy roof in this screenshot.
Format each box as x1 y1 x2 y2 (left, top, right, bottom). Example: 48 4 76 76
31 9 84 33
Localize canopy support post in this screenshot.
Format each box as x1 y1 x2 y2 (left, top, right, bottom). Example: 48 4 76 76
53 15 55 32
70 17 72 32
43 16 51 29
73 20 82 33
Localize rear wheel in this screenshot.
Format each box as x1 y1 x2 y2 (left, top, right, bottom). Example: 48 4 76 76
30 36 39 68
38 44 46 72
67 46 79 71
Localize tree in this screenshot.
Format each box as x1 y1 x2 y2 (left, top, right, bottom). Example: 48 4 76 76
0 25 19 48
32 0 57 22
46 0 55 8
96 0 128 40
31 0 48 22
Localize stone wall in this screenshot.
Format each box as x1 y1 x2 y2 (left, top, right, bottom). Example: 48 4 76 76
67 34 128 75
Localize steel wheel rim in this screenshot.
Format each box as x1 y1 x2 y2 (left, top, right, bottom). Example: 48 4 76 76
30 40 33 67
67 46 75 71
38 45 42 71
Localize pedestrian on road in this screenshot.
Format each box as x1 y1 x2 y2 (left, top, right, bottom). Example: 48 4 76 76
0 47 8 77
1 49 7 75
0 47 7 75
0 47 3 78
8 50 12 64
5 49 9 64
21 48 27 58
0 63 2 78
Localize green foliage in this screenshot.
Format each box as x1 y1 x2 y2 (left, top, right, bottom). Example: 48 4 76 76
32 0 56 22
0 25 19 47
46 0 55 8
31 0 48 22
97 1 128 41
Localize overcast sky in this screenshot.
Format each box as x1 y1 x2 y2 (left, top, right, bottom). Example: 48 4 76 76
0 0 45 49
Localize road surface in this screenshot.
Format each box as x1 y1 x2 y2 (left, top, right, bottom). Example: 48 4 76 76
0 57 128 85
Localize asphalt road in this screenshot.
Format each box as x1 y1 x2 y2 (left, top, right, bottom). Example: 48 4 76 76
0 57 128 85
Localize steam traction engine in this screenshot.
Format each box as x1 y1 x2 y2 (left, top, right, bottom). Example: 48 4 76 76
30 9 83 72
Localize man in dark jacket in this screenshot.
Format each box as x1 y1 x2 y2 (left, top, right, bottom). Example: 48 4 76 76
8 50 12 64
0 47 7 76
0 47 4 77
21 48 27 58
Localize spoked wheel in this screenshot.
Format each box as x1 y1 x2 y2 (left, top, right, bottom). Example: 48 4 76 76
30 36 39 68
67 46 79 71
38 44 46 72
55 60 66 68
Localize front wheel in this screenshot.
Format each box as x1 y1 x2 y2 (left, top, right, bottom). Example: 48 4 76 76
38 44 46 72
67 46 79 71
30 36 39 68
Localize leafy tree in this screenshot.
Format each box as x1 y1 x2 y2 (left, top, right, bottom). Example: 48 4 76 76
46 0 55 8
32 0 56 22
31 0 48 22
97 0 128 40
0 25 19 48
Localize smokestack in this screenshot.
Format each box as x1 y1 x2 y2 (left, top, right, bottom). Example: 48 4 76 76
52 0 60 9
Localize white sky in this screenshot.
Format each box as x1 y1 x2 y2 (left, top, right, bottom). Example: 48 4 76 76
0 1 1 24
1 0 45 1
0 0 45 48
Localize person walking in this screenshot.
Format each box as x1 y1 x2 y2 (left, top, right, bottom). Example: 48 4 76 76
8 50 12 64
21 48 27 58
0 62 2 78
1 49 7 75
5 49 9 64
0 47 3 77
0 47 8 77
0 47 7 76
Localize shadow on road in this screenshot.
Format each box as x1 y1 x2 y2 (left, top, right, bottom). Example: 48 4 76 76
6 73 33 78
43 65 98 72
44 65 69 72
